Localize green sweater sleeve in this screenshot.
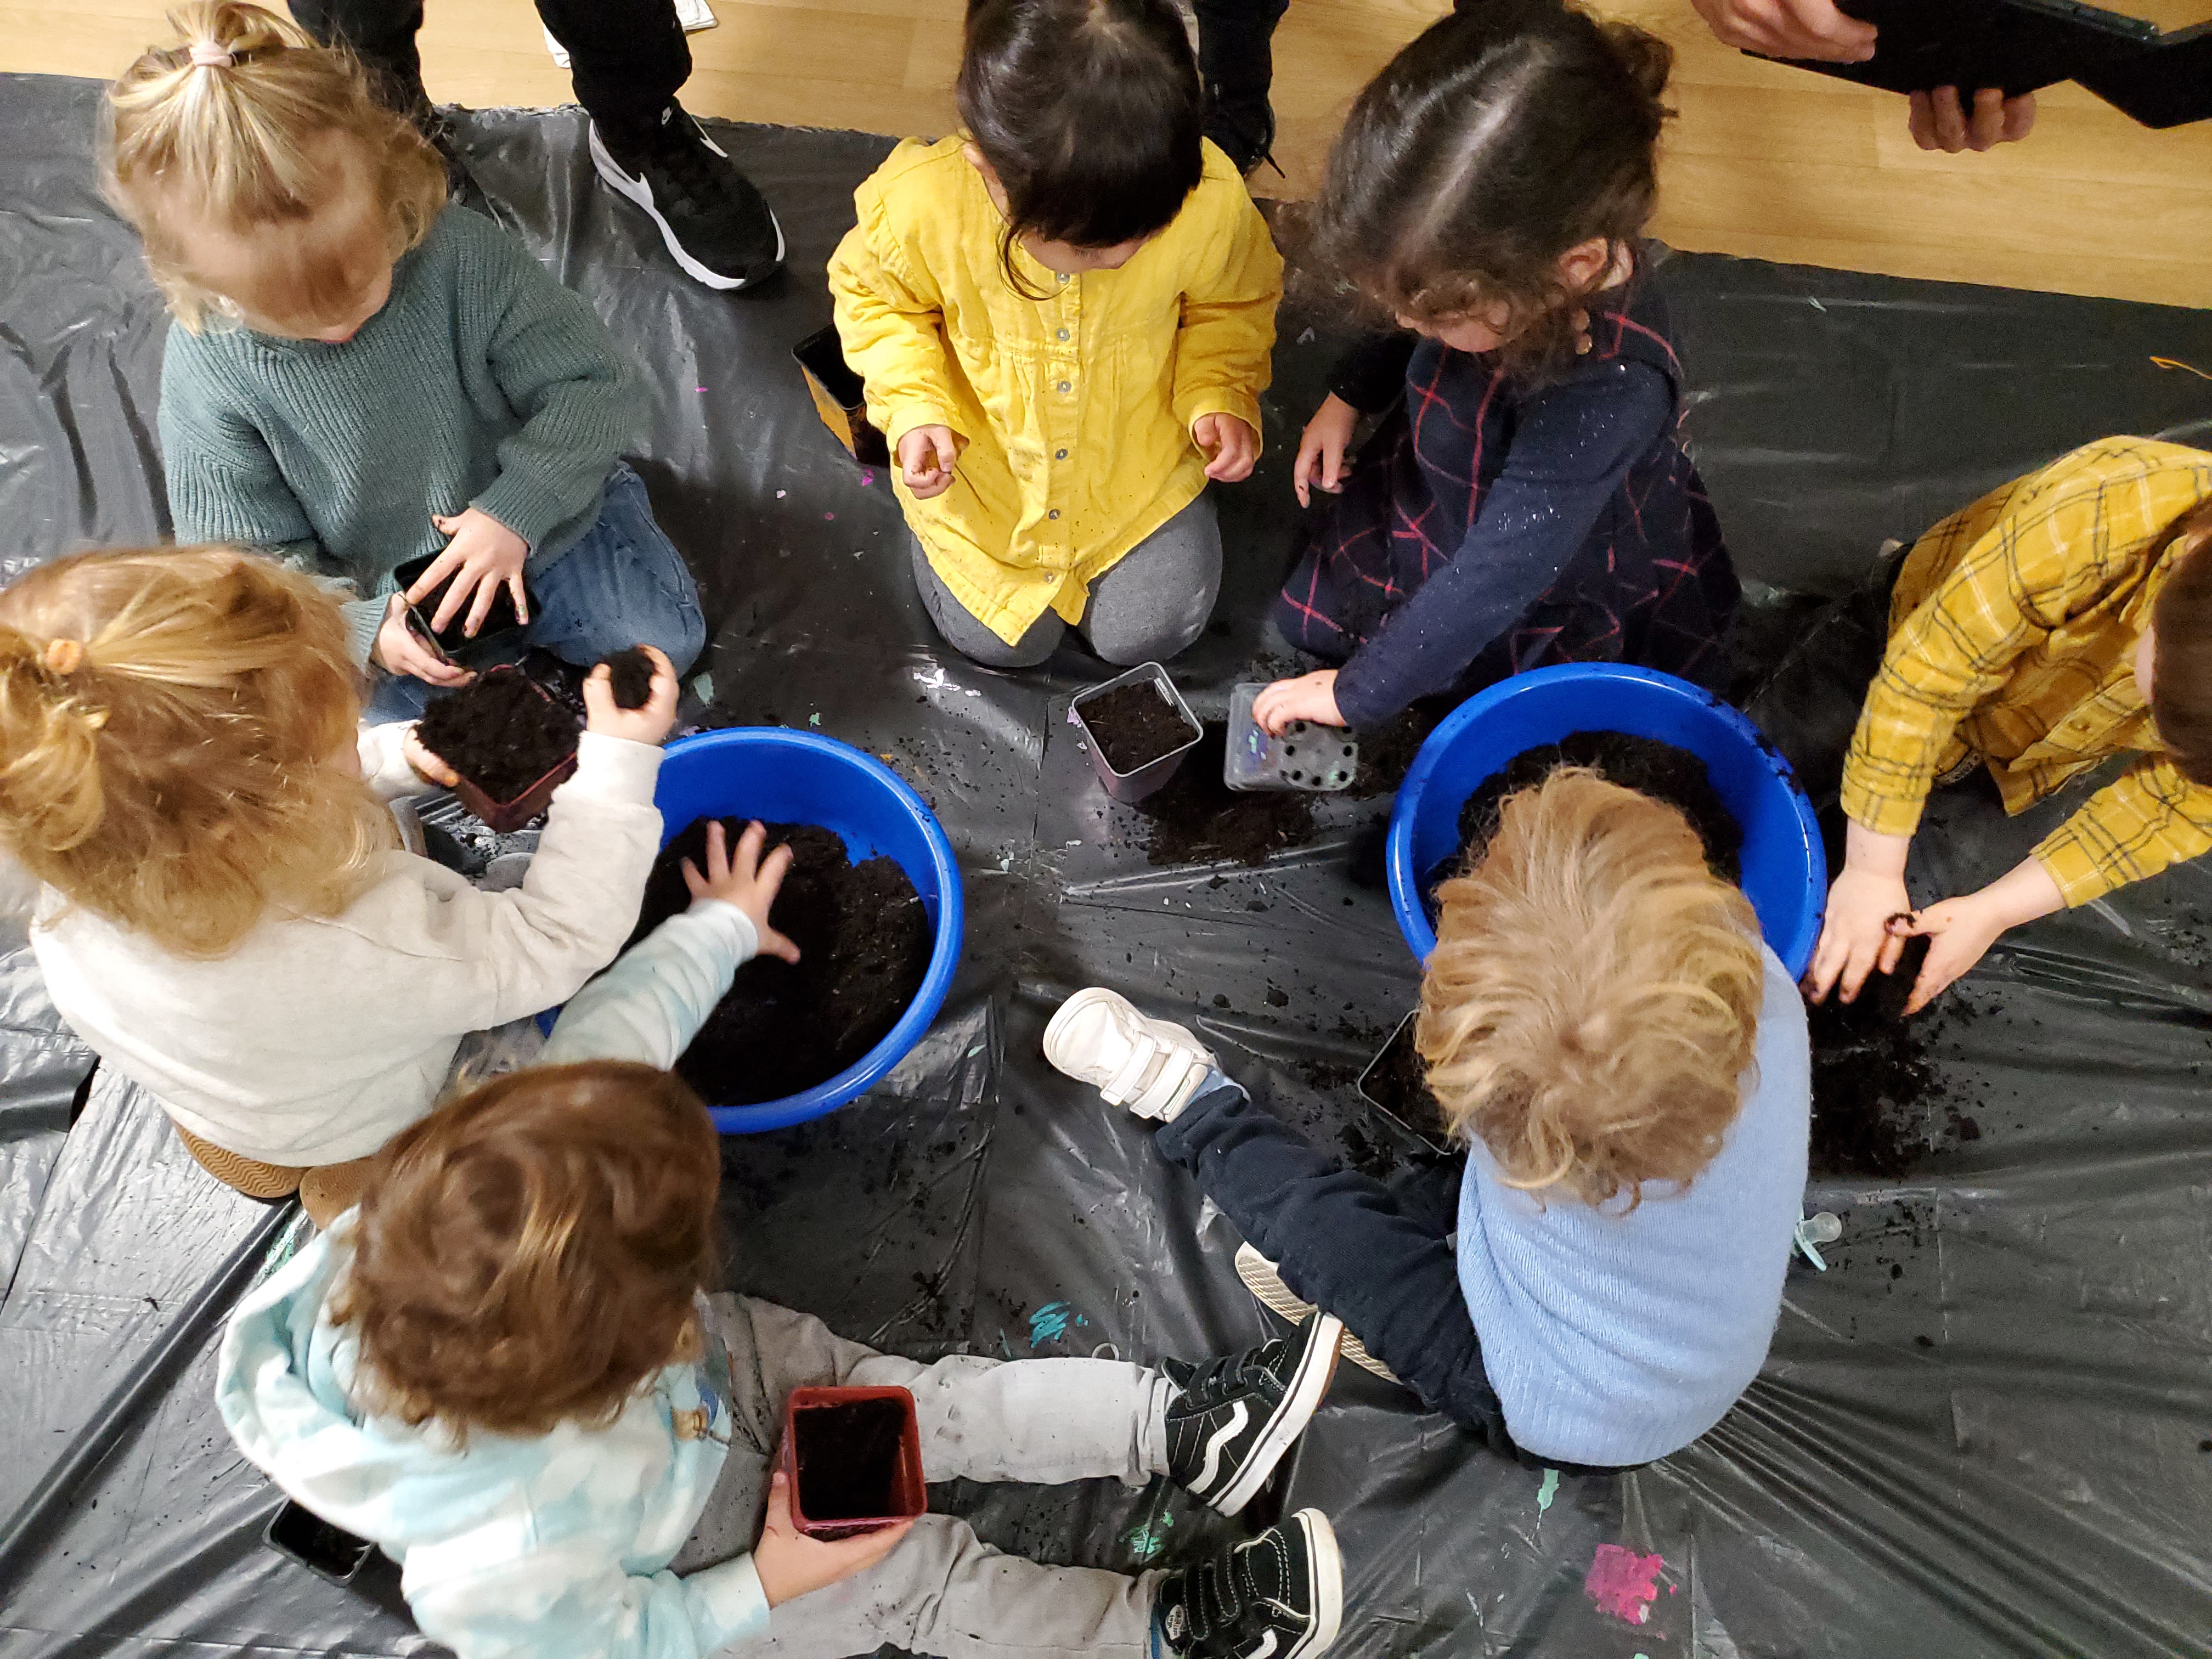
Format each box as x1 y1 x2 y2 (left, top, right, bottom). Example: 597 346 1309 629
458 222 650 563
159 330 323 561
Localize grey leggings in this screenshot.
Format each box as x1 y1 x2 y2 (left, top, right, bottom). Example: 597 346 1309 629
912 494 1222 670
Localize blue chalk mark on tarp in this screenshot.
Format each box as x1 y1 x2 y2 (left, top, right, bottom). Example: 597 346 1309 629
1029 1301 1074 1345
1537 1469 1560 1514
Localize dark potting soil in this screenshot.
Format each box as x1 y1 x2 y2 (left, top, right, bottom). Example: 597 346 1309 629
1080 681 1199 775
1135 723 1318 867
414 669 582 802
1450 731 1743 884
633 820 932 1105
1806 932 1938 1177
1362 1016 1452 1149
1349 705 1442 799
601 646 655 710
794 1398 910 1521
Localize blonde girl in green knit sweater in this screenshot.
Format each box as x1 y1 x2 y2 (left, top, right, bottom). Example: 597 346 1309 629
104 1 706 720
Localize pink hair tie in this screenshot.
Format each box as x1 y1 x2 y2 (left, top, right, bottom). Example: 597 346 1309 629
187 41 235 67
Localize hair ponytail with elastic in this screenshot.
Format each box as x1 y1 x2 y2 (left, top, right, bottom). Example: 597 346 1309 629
0 628 110 861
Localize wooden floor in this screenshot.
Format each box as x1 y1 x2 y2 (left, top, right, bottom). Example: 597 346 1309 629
7 0 2211 306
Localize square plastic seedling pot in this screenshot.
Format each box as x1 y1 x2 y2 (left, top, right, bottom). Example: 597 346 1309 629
392 552 534 663
1068 662 1203 804
445 668 579 833
1224 682 1359 793
1356 1011 1455 1156
780 1385 927 1541
263 1498 375 1585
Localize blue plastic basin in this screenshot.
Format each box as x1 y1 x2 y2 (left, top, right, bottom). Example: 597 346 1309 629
651 727 964 1132
1385 664 1824 978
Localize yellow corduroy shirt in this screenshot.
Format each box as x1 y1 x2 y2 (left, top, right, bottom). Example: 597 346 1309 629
1839 436 2212 906
827 136 1283 646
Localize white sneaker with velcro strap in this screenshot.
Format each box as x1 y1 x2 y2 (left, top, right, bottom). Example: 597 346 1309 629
1043 988 1217 1121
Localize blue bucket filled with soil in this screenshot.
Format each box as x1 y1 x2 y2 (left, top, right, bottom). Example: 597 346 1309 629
1385 664 1824 978
650 727 964 1133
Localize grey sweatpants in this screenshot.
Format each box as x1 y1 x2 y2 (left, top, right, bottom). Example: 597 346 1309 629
912 493 1223 670
675 1295 1171 1659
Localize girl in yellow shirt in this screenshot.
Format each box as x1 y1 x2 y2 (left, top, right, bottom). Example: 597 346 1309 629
828 0 1283 669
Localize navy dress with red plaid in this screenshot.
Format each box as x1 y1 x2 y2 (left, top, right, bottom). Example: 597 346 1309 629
1274 273 1736 729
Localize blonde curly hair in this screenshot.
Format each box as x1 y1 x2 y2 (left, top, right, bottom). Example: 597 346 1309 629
0 545 394 958
1417 767 1763 1208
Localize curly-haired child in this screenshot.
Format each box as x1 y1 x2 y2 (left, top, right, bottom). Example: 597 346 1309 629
218 820 1348 1659
1049 769 1809 1470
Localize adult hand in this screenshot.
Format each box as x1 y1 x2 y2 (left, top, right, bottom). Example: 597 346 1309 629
1252 670 1344 735
1193 413 1260 483
682 819 803 963
1805 822 1913 1004
403 724 461 788
898 426 964 500
582 644 679 747
1909 86 2036 153
416 507 531 638
1689 0 1875 61
752 1470 913 1609
1892 856 2063 1014
1293 394 1359 509
370 591 473 689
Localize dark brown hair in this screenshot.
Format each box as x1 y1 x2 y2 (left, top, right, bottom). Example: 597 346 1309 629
1309 0 1672 379
2148 498 2212 784
335 1060 721 1437
956 0 1203 292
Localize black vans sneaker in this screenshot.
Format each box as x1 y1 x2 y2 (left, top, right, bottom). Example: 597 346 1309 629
588 103 786 291
1155 1509 1344 1659
1165 1313 1344 1516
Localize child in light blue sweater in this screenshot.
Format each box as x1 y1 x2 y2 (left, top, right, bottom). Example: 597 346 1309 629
217 822 1350 1659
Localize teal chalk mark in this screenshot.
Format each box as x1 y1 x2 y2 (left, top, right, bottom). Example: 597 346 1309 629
1537 1469 1560 1514
808 712 822 727
1125 1506 1176 1563
1028 1301 1074 1345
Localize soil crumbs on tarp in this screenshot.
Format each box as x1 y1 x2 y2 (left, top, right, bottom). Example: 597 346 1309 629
415 668 580 802
1362 1016 1452 1149
1806 933 1955 1176
635 819 931 1105
794 1398 908 1521
1453 730 1742 882
1079 681 1199 775
1133 724 1318 867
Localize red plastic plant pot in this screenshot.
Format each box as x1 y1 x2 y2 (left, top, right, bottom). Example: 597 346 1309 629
445 668 579 833
778 1385 927 1541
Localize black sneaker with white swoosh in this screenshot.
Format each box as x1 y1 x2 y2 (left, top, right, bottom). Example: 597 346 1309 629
588 103 786 292
1153 1508 1344 1659
1164 1313 1344 1516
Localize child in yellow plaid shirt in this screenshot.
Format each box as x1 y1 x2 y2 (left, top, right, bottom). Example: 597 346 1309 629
1808 436 2212 1013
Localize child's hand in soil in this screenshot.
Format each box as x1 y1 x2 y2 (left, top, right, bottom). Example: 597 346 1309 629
752 1469 912 1609
583 644 680 747
1193 412 1260 483
1293 394 1359 507
1806 822 1912 1005
371 592 473 690
684 819 803 963
403 725 461 789
414 507 531 638
898 426 965 500
1888 856 2063 1014
1253 670 1344 735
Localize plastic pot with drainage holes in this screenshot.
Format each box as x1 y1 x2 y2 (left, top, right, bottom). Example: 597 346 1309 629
1224 682 1359 792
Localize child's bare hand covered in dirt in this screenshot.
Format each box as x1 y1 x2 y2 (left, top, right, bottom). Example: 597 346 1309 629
752 1470 913 1609
582 644 680 747
1805 824 1914 1005
898 425 966 500
1253 669 1344 735
371 592 473 690
414 507 532 638
1888 857 2062 1014
1193 413 1260 483
403 725 461 788
682 819 803 963
1293 394 1359 507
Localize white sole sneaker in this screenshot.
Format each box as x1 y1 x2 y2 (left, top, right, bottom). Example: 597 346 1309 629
1213 1313 1344 1517
1288 1509 1346 1659
1235 1243 1401 1385
586 119 786 292
1043 987 1215 1120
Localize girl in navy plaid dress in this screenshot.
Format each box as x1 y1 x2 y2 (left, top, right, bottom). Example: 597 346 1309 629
1254 0 1737 736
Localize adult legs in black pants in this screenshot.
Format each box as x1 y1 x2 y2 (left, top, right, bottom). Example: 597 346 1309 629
289 0 785 290
1195 0 1290 176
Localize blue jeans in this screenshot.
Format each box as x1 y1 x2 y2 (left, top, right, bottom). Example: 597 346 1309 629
366 462 706 722
1156 1076 1553 1460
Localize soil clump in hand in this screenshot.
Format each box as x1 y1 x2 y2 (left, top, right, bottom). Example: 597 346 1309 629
414 670 582 802
1362 1016 1452 1150
600 646 656 710
1133 723 1318 867
1448 730 1743 883
1806 932 1937 1177
633 820 932 1104
794 1398 909 1521
1080 681 1199 774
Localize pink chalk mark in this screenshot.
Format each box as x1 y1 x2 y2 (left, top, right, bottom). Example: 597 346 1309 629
824 512 837 521
859 470 876 487
1584 1544 1664 1626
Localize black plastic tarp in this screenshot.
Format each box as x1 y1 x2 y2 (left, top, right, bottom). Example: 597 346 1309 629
1 69 2209 1659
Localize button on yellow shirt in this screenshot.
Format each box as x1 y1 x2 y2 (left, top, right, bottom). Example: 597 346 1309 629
1839 436 2212 905
828 136 1283 646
